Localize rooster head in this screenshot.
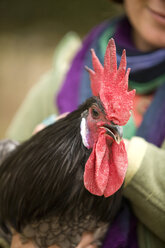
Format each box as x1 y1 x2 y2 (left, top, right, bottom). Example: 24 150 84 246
81 38 135 198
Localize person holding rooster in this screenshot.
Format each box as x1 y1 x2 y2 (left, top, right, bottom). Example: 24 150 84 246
3 0 165 248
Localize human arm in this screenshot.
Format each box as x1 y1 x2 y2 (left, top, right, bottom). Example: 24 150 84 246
124 137 165 241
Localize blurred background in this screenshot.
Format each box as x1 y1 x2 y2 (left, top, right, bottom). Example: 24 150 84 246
0 0 123 139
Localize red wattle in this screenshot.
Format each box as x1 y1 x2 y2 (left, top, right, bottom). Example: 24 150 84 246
84 132 128 197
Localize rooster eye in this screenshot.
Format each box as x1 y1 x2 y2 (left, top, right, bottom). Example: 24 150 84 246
91 108 99 118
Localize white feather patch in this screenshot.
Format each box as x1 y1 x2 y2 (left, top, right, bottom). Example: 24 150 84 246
80 118 90 149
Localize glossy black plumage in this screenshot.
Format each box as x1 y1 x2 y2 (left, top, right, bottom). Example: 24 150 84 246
0 97 123 247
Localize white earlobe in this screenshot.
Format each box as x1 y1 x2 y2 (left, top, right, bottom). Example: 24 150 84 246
80 118 90 149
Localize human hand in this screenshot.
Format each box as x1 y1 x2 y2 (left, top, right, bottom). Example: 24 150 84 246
11 231 96 248
33 112 69 134
11 233 34 248
75 232 97 248
11 233 61 248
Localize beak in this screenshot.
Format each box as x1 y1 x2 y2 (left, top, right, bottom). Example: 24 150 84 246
103 124 123 144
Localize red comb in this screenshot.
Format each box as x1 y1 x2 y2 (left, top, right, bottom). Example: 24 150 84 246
87 38 135 126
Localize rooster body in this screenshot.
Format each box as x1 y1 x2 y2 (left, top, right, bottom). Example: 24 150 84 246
0 39 135 248
0 98 122 247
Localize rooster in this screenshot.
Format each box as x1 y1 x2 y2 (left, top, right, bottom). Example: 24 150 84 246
0 39 135 248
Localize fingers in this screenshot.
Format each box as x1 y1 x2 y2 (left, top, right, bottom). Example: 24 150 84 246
76 232 97 248
55 112 69 121
32 123 46 134
11 233 35 248
32 112 69 135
